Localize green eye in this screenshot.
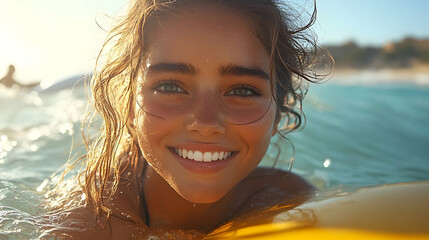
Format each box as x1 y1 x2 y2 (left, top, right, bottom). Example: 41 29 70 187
160 84 182 92
225 85 261 98
231 88 253 96
154 80 185 94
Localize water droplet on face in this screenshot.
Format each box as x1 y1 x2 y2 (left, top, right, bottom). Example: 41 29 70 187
193 204 196 207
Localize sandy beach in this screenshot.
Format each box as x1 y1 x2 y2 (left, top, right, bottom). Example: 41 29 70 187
329 63 429 85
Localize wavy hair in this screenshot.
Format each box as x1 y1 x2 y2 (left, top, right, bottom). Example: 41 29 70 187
63 0 333 217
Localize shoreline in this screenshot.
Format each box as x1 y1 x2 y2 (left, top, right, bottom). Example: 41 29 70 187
327 64 429 85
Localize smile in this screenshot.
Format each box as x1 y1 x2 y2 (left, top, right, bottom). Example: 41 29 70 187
174 148 233 162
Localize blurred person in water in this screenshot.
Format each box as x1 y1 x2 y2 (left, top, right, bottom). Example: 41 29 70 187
0 64 39 89
45 0 332 238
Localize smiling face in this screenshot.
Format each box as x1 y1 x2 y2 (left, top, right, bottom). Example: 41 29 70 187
134 4 278 203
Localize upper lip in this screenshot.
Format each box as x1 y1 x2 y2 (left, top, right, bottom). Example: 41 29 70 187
169 143 236 153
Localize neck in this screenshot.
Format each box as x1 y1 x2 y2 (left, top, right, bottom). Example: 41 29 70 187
142 164 238 232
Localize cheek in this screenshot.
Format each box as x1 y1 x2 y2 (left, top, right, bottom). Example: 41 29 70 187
251 102 277 136
239 104 277 158
134 111 165 166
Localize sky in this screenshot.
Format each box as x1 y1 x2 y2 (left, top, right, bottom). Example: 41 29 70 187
316 0 429 46
1 0 428 82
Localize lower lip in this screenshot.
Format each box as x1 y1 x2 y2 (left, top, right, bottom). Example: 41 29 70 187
169 148 235 173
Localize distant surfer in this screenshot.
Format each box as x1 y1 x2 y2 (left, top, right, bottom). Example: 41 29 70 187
0 65 39 88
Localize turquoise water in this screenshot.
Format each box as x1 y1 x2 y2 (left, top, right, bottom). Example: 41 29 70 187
291 82 429 188
1 75 429 238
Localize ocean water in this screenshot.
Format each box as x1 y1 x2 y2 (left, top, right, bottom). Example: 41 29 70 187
290 81 429 188
1 75 429 238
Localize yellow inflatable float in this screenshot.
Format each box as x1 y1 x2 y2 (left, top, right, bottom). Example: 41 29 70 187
205 181 429 240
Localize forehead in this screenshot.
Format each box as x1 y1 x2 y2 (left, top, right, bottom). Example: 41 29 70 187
144 4 270 72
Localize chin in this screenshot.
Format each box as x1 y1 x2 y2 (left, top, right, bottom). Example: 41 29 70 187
177 184 230 204
183 193 225 204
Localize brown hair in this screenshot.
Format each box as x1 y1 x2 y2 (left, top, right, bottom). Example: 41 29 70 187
64 0 332 217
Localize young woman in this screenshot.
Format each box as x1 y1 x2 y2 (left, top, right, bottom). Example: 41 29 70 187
50 0 331 238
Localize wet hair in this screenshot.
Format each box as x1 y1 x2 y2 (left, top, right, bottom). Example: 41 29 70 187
64 0 332 216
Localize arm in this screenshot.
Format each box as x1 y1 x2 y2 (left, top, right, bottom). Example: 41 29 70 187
0 75 39 88
21 81 40 88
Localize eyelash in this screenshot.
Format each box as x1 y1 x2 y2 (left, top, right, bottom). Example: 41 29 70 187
225 84 261 98
152 80 186 95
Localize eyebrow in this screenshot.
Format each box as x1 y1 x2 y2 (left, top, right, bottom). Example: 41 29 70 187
219 64 269 80
146 62 269 80
147 63 196 75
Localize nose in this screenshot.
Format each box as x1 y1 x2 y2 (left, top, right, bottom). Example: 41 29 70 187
186 93 226 136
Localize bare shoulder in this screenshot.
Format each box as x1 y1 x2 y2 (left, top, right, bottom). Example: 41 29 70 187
44 204 110 239
234 167 316 215
45 172 148 239
46 202 148 239
250 167 316 195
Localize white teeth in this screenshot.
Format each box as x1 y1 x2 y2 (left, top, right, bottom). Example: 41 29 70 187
203 152 212 162
188 151 194 159
194 151 203 161
173 148 233 162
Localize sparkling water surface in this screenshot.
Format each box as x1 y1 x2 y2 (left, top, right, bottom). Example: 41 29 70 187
1 75 429 238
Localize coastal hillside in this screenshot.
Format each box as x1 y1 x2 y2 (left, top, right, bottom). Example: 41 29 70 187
325 38 429 69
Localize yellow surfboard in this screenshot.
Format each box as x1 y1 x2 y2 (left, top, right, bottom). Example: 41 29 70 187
205 182 429 239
